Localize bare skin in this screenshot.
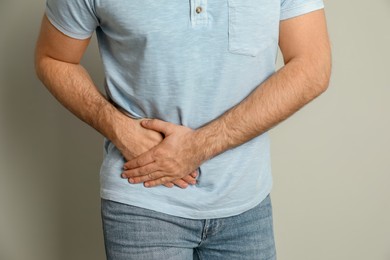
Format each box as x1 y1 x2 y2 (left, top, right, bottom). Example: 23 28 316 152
34 15 197 189
122 9 332 187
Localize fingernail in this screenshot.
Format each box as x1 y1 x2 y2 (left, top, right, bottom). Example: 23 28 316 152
121 174 126 179
144 182 150 187
129 178 135 184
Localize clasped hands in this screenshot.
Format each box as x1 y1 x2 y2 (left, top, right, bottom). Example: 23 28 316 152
121 119 203 189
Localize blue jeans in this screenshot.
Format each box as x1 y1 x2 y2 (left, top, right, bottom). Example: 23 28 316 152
101 195 276 259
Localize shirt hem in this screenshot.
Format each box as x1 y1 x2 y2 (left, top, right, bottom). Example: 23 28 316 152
280 0 324 21
45 9 94 40
100 186 272 220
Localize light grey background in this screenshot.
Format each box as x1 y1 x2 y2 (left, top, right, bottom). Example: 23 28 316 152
0 0 389 259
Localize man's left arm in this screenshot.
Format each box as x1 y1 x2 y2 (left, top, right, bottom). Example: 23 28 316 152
122 9 332 187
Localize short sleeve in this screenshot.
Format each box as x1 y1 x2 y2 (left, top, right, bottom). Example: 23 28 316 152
45 0 99 39
280 0 324 21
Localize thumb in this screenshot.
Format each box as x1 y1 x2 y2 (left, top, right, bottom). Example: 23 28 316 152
141 119 174 135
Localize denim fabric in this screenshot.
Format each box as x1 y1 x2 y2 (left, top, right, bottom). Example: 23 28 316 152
101 195 276 260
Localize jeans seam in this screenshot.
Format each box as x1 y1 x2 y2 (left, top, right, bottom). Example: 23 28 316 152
194 247 202 260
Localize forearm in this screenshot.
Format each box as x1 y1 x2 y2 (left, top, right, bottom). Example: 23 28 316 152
118 10 332 186
35 56 132 145
121 54 332 187
195 55 331 161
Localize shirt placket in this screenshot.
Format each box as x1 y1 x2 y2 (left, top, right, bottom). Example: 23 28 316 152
190 0 208 27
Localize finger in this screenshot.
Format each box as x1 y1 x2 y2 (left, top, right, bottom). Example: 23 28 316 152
182 175 197 185
124 150 155 170
121 163 158 178
144 176 175 188
163 182 174 188
128 171 165 184
141 119 175 136
171 179 190 189
190 171 198 178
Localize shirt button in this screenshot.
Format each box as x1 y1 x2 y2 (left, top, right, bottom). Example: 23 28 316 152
196 6 203 14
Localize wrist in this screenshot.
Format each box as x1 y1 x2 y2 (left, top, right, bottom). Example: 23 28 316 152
192 124 228 162
99 105 137 146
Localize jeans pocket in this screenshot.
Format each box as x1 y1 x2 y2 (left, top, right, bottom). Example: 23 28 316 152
228 0 279 57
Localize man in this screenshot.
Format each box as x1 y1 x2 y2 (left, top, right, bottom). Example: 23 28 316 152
35 0 331 259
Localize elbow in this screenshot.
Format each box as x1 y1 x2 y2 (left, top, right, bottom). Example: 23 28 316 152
318 55 332 94
308 51 332 99
34 43 52 83
318 44 332 92
34 50 52 85
286 48 332 101
34 49 45 82
314 68 331 98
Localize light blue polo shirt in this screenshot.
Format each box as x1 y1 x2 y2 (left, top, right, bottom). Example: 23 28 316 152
46 0 324 219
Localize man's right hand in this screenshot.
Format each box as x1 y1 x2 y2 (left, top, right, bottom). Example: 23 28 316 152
112 113 197 189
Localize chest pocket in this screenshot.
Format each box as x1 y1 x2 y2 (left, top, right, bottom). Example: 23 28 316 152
228 0 280 57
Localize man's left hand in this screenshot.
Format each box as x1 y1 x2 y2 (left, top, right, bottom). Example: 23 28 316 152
121 119 203 188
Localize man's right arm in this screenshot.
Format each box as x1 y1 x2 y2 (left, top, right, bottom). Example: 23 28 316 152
35 15 157 160
34 15 196 188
